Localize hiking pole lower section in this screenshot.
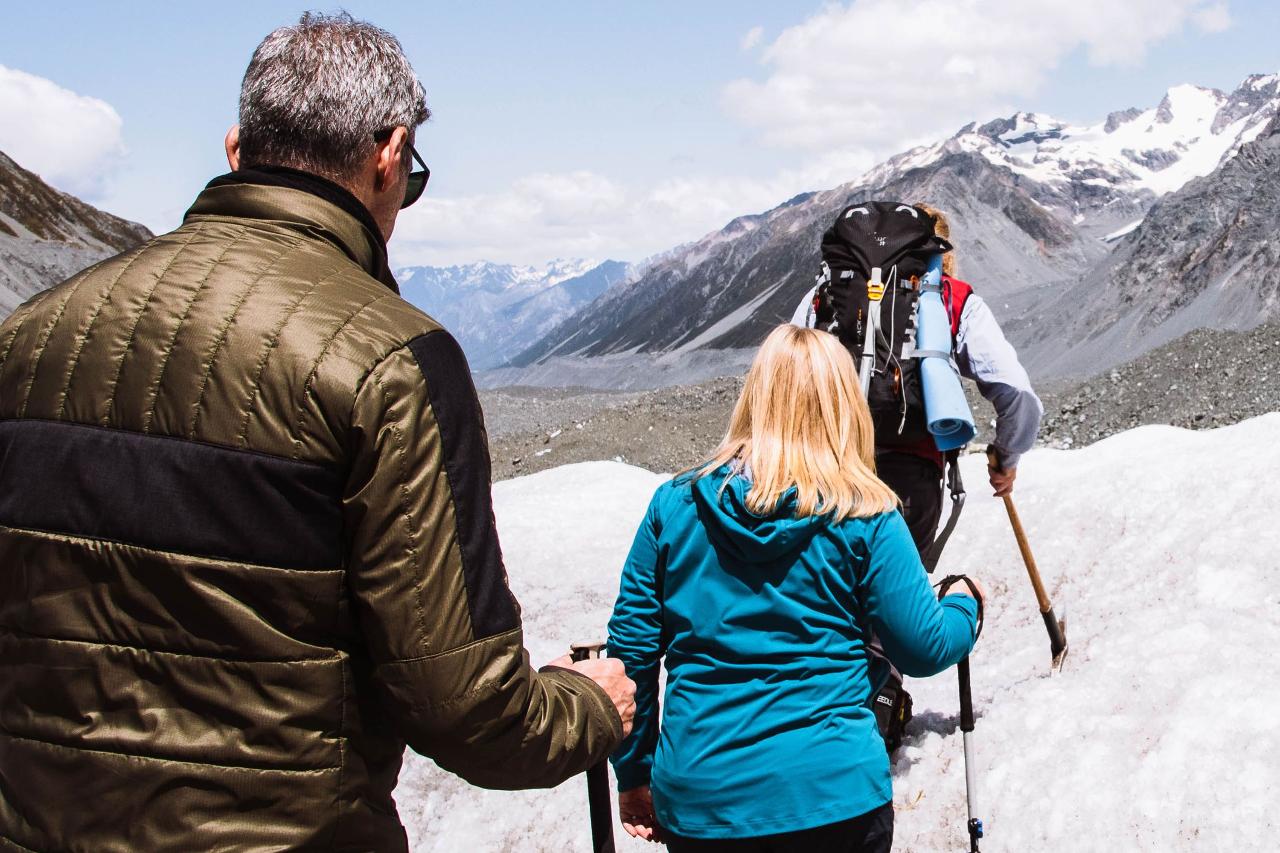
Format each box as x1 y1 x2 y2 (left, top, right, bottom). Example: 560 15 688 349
570 642 616 853
937 576 984 853
957 658 983 853
1000 494 1068 670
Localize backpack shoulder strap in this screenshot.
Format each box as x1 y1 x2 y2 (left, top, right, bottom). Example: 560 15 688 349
942 276 973 339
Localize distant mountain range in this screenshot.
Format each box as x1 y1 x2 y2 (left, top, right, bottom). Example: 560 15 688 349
511 73 1280 383
0 143 628 372
397 259 631 369
0 150 151 315
6 73 1279 389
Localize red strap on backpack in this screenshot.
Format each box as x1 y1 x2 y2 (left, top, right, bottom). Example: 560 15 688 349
942 276 973 339
888 275 973 469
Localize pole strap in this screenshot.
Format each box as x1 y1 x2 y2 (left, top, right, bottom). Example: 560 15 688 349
921 450 965 573
934 573 984 641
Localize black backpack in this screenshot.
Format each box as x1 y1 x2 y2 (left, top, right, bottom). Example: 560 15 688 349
813 202 953 447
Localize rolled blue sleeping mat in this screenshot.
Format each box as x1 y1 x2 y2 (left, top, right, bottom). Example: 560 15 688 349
917 255 976 451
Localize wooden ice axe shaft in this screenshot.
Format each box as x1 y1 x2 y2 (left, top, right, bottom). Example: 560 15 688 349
989 449 1068 667
1001 496 1052 612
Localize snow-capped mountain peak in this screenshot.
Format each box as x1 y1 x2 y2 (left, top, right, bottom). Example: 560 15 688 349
866 76 1280 201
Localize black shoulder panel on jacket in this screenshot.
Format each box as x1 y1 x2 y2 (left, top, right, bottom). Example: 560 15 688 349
407 330 518 639
0 419 343 569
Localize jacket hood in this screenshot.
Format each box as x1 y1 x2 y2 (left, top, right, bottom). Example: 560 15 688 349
690 467 827 563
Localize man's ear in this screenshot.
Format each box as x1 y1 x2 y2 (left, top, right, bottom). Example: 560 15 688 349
374 126 408 192
224 125 241 171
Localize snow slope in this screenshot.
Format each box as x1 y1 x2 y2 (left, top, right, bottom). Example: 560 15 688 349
395 416 1280 851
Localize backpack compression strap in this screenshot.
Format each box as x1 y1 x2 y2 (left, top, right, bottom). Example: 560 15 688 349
914 276 975 572
921 449 966 573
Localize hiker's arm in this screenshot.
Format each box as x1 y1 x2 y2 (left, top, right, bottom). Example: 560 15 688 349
608 492 667 791
861 513 978 678
343 333 623 790
790 285 818 328
955 294 1043 470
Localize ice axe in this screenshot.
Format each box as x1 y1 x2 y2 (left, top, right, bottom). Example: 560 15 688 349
570 641 616 853
988 451 1068 670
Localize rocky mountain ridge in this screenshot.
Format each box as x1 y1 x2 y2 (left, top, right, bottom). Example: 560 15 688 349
512 74 1280 383
1015 110 1280 377
0 150 152 316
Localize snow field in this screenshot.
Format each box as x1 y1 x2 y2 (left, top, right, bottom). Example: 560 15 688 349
895 415 1280 851
396 416 1280 851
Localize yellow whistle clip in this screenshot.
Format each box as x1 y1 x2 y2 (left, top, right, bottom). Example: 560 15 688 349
867 266 886 302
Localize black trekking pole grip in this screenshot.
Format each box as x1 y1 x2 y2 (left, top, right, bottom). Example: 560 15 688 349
570 642 616 853
957 658 974 734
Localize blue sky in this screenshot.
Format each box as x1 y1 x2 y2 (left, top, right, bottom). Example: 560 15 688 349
2 1 1278 267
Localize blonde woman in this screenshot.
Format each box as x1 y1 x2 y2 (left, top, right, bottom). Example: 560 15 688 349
607 325 981 852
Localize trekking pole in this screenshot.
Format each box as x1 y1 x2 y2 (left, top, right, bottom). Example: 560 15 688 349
937 575 984 852
987 451 1069 670
958 657 982 853
570 642 616 853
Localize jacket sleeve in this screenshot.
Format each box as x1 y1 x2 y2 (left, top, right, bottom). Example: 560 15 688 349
790 286 819 328
606 489 666 791
859 512 978 678
954 293 1043 469
342 329 622 790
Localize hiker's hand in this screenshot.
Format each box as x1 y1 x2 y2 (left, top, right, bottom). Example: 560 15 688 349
988 461 1016 497
942 576 985 603
555 656 635 738
619 785 665 843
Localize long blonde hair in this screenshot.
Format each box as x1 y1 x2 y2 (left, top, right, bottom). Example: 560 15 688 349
699 325 897 521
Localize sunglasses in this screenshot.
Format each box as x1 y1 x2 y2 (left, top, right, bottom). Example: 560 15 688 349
373 128 430 209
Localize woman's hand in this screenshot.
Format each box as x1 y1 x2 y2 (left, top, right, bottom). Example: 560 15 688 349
941 575 985 602
618 785 665 843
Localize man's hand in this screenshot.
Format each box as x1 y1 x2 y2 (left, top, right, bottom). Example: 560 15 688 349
987 448 1017 497
546 655 636 738
619 785 666 843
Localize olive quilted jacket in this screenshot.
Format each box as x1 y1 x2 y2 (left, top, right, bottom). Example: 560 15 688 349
0 181 620 852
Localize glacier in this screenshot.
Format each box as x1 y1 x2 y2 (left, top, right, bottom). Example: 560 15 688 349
394 415 1280 850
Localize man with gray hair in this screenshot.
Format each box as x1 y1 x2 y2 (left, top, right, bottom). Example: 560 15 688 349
0 12 633 851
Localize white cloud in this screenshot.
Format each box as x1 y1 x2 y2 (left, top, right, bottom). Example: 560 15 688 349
1194 2 1232 33
0 65 126 199
389 153 877 267
740 26 765 52
723 0 1235 154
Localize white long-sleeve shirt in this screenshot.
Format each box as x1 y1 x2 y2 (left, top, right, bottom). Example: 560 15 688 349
791 285 1043 469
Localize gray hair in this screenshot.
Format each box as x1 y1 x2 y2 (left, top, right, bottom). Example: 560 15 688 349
238 12 430 180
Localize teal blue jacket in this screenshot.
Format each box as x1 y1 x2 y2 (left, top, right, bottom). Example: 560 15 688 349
607 467 978 839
